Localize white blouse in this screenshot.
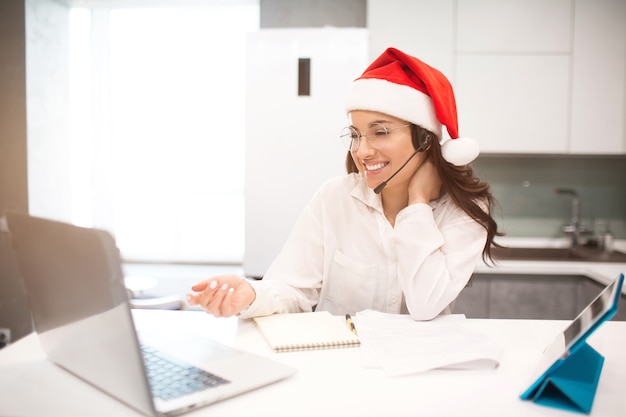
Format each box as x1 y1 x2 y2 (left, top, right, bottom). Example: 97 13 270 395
241 173 488 320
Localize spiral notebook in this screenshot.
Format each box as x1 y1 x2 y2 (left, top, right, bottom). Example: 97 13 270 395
253 311 360 352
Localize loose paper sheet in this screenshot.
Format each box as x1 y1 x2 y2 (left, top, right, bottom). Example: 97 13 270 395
355 310 502 376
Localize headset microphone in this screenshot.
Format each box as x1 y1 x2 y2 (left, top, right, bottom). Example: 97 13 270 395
373 136 431 194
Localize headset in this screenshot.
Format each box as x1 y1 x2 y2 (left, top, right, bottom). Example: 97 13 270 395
373 130 432 194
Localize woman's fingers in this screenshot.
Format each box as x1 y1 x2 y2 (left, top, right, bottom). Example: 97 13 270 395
190 280 210 292
186 279 217 307
203 283 231 316
187 276 254 317
220 287 238 317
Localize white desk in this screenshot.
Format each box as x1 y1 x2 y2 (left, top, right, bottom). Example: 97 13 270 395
0 310 624 417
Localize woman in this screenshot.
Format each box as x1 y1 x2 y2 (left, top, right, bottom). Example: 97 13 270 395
187 47 501 320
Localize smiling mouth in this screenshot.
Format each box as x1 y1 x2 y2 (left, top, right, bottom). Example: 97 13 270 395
364 162 388 171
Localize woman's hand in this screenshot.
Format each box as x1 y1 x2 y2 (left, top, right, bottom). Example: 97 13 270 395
186 274 256 317
408 159 442 204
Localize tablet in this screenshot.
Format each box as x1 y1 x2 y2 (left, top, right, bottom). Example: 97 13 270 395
520 273 624 400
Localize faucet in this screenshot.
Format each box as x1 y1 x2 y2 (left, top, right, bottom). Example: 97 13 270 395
555 188 592 246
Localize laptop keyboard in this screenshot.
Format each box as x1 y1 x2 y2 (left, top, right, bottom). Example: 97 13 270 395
140 344 230 401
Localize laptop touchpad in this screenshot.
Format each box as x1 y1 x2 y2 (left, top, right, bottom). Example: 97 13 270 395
138 331 240 366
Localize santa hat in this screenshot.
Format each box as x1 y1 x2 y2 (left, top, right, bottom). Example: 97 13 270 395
345 47 479 166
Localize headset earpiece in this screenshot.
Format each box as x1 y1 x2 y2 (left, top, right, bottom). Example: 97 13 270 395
414 134 432 152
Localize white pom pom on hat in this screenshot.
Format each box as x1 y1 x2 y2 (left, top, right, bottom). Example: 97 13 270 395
345 47 479 166
441 137 480 166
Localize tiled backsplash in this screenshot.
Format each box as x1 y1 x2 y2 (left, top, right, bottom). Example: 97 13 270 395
473 156 626 239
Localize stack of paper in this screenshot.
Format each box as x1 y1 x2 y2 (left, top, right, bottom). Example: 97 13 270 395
355 310 502 376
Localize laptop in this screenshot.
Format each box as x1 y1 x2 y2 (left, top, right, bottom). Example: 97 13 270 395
520 272 624 407
6 212 296 417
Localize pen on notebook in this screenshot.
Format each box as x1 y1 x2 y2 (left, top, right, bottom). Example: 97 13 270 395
345 314 358 336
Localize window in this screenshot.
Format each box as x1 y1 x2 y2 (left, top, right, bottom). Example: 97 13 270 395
69 3 259 264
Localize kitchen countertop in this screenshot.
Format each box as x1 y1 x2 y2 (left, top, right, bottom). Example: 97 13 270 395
475 238 626 295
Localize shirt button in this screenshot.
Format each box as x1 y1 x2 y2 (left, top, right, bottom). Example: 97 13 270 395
390 296 397 303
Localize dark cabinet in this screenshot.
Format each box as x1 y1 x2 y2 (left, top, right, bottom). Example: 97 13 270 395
454 273 625 320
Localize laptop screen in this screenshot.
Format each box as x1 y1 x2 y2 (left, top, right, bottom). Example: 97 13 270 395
7 212 157 416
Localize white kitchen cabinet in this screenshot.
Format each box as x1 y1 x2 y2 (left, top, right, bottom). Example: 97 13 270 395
456 0 571 53
367 0 455 78
570 0 626 154
454 0 572 154
367 0 626 156
456 55 570 153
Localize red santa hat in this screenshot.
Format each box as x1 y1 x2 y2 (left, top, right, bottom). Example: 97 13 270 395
345 47 479 166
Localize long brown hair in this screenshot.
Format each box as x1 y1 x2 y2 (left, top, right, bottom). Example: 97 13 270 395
345 124 502 262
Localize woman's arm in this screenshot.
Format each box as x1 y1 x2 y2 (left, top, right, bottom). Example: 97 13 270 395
394 201 486 320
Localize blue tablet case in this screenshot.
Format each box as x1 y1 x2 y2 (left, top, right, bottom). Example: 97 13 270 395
520 273 624 414
531 341 604 413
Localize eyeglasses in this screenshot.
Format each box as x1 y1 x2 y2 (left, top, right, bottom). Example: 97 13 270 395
340 123 412 152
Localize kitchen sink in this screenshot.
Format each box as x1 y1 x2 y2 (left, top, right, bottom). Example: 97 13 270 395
492 246 626 263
